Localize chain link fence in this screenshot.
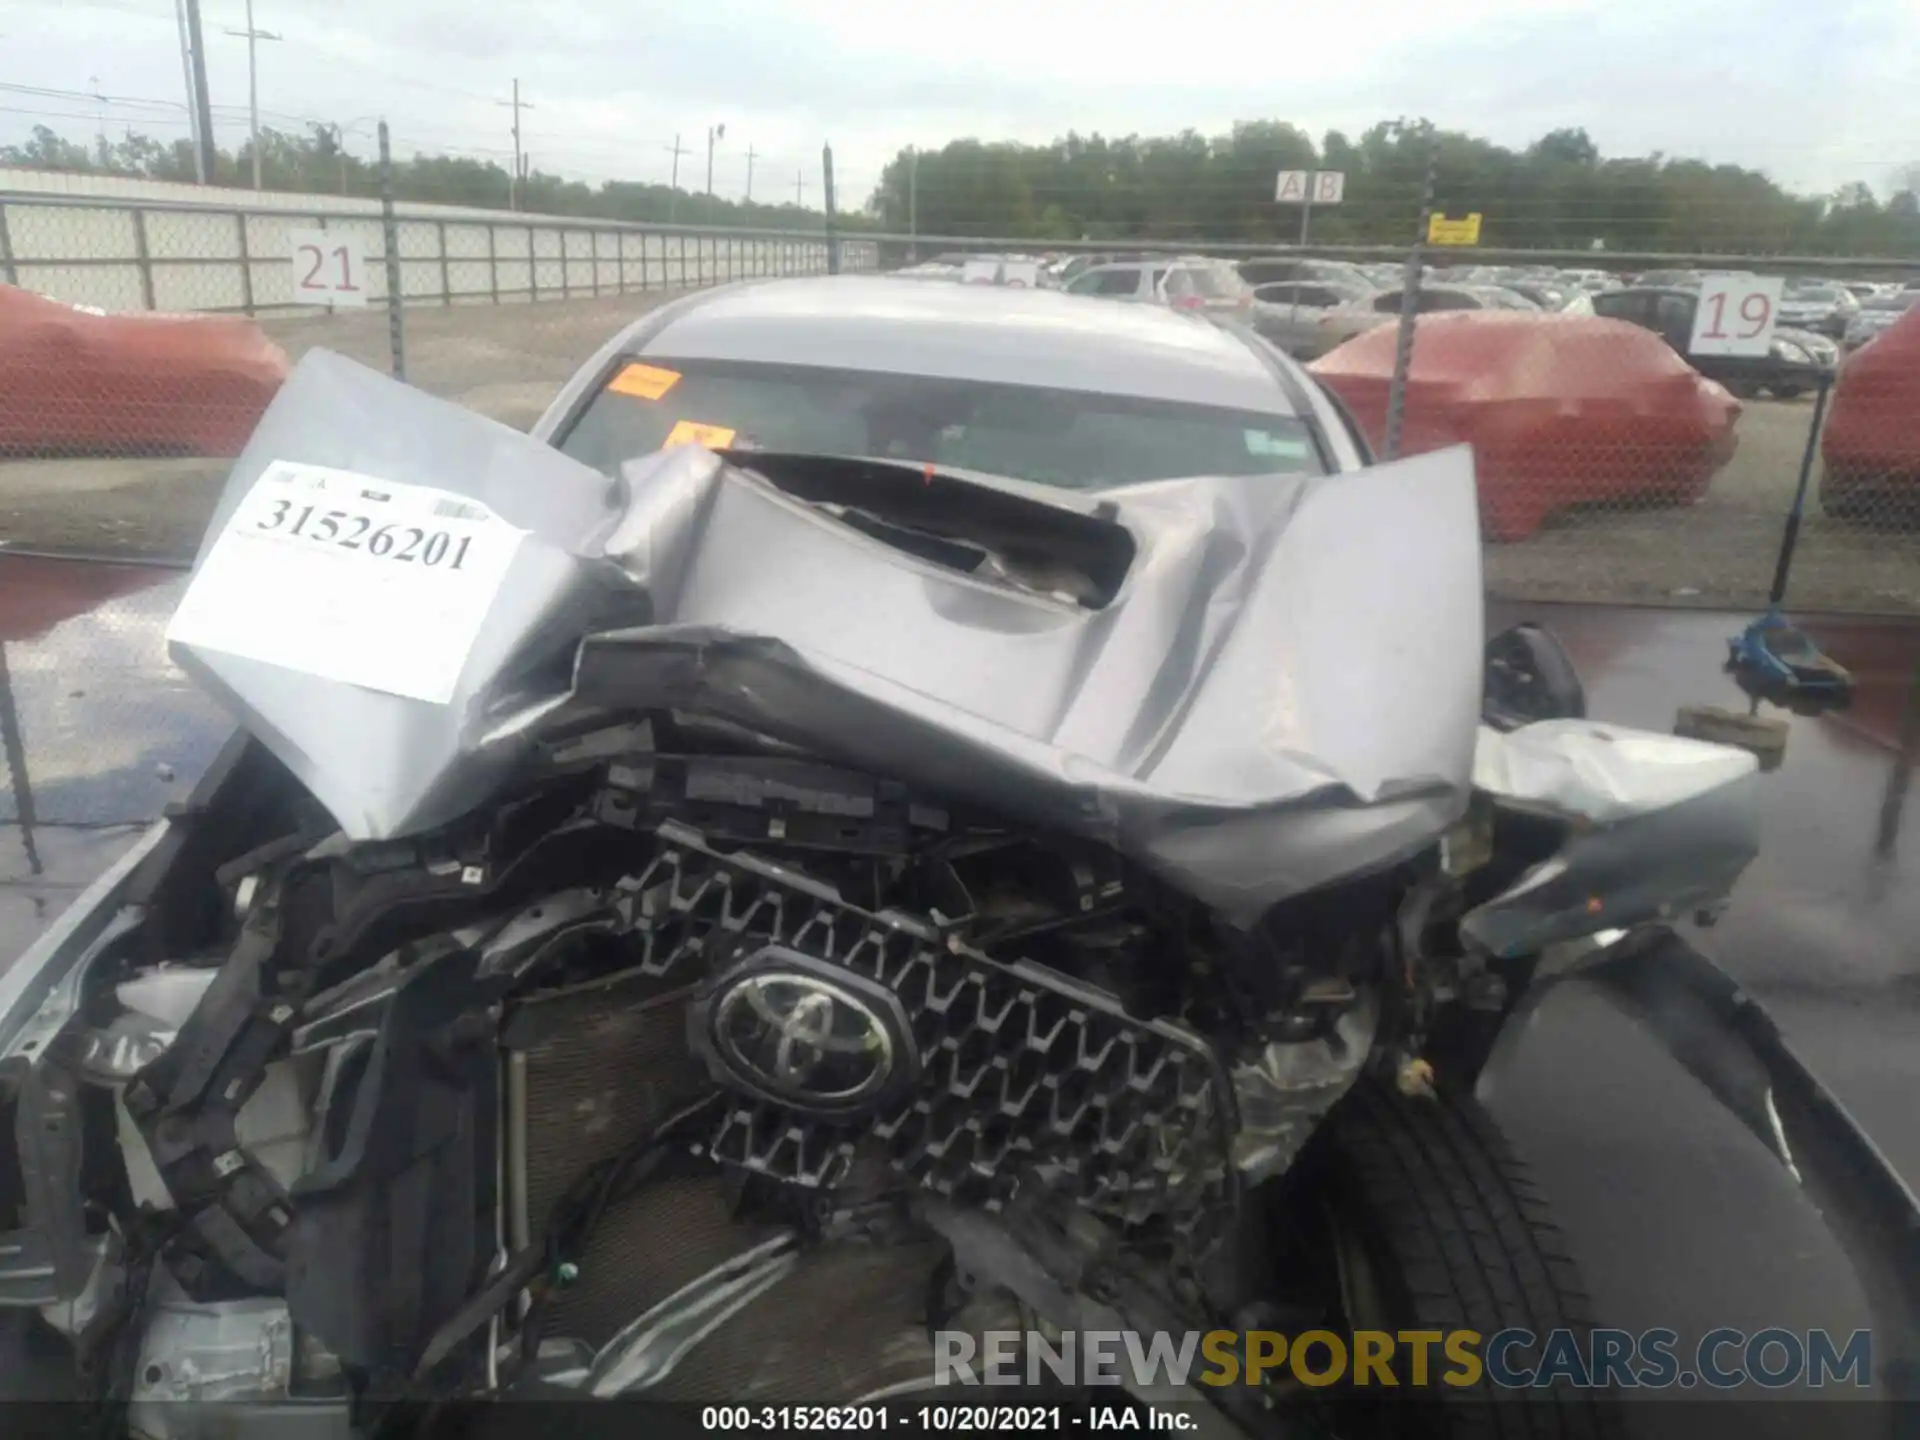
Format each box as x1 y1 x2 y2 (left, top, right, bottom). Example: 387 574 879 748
0 181 1914 614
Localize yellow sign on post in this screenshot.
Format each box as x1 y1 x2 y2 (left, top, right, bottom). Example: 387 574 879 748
1427 213 1484 247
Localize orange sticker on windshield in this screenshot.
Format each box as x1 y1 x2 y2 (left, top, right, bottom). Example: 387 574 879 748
662 420 737 450
607 362 682 401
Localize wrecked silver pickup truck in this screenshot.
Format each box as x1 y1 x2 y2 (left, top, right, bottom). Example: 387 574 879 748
1 353 1775 1439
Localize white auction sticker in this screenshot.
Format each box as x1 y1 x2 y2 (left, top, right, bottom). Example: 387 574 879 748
166 461 528 704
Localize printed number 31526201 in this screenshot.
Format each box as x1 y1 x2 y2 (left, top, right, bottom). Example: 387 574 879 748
255 497 475 569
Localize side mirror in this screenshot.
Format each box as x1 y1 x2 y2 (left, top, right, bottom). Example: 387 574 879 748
1483 622 1586 731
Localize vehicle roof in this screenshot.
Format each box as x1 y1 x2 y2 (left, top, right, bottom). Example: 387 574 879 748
1083 255 1222 272
624 275 1302 414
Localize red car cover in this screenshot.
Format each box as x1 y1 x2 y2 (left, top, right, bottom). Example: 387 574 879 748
1821 305 1920 511
1309 313 1741 540
0 285 287 459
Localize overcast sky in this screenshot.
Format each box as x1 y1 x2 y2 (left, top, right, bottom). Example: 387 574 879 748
2 0 1915 207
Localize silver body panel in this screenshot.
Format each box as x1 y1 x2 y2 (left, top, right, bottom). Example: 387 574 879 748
169 349 1485 924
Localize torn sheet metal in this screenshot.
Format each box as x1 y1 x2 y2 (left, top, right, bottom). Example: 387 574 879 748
1473 719 1758 824
169 350 1485 923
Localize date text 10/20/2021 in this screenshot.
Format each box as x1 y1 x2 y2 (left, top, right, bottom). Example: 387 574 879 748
699 1405 1195 1432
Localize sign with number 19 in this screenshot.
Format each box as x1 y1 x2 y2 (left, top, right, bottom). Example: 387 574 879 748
288 228 368 309
1688 274 1782 357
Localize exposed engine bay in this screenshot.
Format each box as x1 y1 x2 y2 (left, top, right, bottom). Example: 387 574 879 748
0 356 1765 1437
12 692 1761 1438
73 723 1438 1417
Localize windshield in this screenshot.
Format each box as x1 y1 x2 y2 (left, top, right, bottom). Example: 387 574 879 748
559 358 1324 490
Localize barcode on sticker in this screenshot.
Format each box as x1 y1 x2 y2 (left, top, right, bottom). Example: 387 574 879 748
433 498 489 521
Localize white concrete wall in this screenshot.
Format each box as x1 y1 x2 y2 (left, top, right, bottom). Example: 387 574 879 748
0 168 877 315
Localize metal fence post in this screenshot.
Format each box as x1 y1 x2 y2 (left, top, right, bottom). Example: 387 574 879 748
487 225 499 305
132 208 156 311
528 226 539 303
1770 376 1836 606
1383 123 1439 462
377 121 408 381
822 145 841 275
235 211 255 316
0 646 40 878
616 230 626 293
0 203 15 286
561 231 572 299
437 220 452 306
591 230 602 297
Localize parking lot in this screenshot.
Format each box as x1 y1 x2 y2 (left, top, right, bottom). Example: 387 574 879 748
0 289 1912 613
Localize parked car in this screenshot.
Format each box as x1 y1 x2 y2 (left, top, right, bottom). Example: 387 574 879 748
1502 281 1573 311
1476 286 1544 311
1305 283 1527 357
1046 250 1163 288
1591 286 1836 398
0 283 287 458
1842 289 1920 352
1064 256 1251 319
1235 257 1371 289
1777 281 1860 339
1311 312 1742 540
1636 269 1703 289
1247 278 1378 355
1557 270 1623 294
550 274 1362 487
1821 301 1920 517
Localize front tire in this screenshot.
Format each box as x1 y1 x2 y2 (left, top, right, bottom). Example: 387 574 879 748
1316 1080 1619 1440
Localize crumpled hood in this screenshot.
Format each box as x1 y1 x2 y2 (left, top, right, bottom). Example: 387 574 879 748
168 349 1486 924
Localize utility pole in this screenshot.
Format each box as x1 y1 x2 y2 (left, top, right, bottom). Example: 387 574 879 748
172 0 207 182
705 122 725 198
822 143 840 274
1384 122 1440 462
744 144 757 203
496 80 532 210
794 168 806 206
224 0 281 190
88 76 106 162
181 0 215 183
665 133 688 221
908 147 919 262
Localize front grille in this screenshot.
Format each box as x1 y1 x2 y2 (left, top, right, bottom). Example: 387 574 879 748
622 823 1231 1225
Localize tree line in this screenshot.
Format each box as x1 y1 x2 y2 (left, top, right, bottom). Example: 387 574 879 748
5 118 1918 256
0 123 834 231
869 122 1920 257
